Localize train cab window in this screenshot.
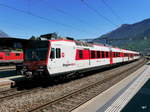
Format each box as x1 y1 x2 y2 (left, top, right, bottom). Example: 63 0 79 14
5 52 10 56
97 51 100 58
102 51 105 58
16 53 20 56
91 50 95 59
56 48 61 58
79 50 83 59
106 52 109 58
50 48 55 59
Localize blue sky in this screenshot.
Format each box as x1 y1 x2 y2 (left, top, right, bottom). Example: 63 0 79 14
0 0 150 39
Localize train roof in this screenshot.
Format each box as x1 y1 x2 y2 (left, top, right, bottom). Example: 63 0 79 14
0 37 139 54
49 39 139 54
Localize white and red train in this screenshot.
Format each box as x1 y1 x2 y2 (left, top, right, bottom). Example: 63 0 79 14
0 50 23 64
21 39 140 78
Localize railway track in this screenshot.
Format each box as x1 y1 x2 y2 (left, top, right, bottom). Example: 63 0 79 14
0 77 45 102
28 59 147 112
0 88 18 100
0 87 43 102
0 59 146 112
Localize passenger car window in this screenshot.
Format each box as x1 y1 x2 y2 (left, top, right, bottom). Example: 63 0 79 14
16 53 20 56
91 50 95 58
5 52 10 56
106 52 109 58
97 51 100 58
79 50 83 59
102 51 105 58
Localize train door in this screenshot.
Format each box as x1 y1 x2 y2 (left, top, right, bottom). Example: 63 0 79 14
49 45 75 74
85 49 90 66
88 49 91 66
76 49 90 68
122 52 124 62
49 47 62 73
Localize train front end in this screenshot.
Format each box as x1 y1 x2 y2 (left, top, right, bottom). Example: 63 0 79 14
22 40 50 78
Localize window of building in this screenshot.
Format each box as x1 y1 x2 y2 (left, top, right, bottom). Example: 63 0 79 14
56 48 61 58
91 50 95 58
50 48 55 59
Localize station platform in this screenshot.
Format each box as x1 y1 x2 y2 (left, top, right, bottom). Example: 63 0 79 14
0 75 24 89
0 67 23 89
0 65 15 70
72 62 150 112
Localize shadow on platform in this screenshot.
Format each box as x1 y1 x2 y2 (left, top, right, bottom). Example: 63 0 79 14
0 70 17 78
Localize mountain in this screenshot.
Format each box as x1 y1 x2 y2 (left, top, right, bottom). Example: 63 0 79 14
0 30 8 37
94 18 150 54
96 18 150 40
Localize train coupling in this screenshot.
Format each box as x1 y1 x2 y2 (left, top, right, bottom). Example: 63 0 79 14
25 71 33 78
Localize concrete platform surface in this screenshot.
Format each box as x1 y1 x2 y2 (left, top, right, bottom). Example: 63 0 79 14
0 75 24 88
0 66 15 70
0 65 24 88
72 62 150 112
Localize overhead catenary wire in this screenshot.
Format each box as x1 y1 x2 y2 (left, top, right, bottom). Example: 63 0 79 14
25 0 88 25
81 0 118 27
49 7 92 26
42 0 90 26
38 0 98 34
101 0 125 23
0 2 92 35
1 18 36 38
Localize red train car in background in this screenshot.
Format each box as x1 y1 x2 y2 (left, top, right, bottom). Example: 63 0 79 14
0 49 23 64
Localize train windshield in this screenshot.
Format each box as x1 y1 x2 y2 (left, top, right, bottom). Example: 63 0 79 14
25 48 48 61
24 40 49 61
